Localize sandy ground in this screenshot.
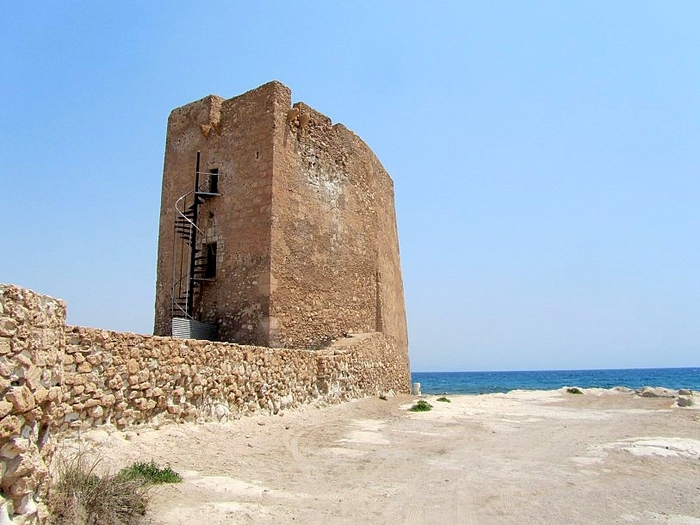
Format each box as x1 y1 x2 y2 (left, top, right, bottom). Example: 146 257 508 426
59 389 700 525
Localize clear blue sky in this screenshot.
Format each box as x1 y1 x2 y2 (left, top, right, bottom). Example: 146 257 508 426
2 2 699 372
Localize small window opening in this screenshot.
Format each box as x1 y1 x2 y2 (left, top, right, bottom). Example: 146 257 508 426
205 242 217 279
208 169 219 194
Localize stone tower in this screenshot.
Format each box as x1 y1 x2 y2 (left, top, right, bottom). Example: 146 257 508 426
154 81 408 354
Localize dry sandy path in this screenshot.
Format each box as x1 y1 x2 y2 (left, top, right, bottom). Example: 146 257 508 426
62 389 700 524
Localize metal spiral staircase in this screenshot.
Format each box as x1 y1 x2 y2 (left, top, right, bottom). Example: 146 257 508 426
170 152 219 339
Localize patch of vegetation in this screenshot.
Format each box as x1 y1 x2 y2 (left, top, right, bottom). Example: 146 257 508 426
118 460 183 484
409 400 433 412
566 387 583 394
49 453 152 525
436 396 451 403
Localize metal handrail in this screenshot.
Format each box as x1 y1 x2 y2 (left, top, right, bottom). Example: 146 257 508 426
170 152 220 324
171 190 200 321
174 190 205 236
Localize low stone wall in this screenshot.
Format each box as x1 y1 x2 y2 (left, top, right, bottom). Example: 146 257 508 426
0 284 410 524
59 327 406 432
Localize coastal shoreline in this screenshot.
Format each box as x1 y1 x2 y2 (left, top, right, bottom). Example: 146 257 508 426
58 388 700 524
412 367 700 396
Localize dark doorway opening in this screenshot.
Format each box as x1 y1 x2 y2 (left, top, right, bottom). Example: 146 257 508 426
205 243 217 278
208 169 219 194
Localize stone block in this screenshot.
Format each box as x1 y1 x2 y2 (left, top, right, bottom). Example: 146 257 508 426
0 415 23 438
1 438 29 459
0 357 14 378
0 401 12 418
102 394 116 406
8 473 31 496
6 386 35 413
0 318 17 337
71 385 85 396
127 358 139 374
24 407 43 422
48 387 62 401
677 396 694 407
77 362 92 373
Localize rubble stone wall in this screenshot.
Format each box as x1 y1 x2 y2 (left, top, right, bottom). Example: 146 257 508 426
59 327 407 432
0 284 409 524
0 284 65 524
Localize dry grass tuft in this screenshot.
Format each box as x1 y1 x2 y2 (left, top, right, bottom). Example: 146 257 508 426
49 452 152 525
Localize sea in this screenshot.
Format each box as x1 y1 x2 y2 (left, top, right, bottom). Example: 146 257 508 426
411 367 700 395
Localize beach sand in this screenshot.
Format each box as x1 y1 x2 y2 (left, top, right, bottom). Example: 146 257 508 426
60 389 700 524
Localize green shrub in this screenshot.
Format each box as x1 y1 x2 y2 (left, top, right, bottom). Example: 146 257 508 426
436 396 451 403
49 453 152 525
409 400 433 412
118 460 182 484
566 387 583 394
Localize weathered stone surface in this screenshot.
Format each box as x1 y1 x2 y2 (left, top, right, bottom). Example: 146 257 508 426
0 318 18 337
0 284 65 524
127 358 139 374
153 82 409 361
0 415 23 438
637 387 678 398
0 358 13 378
1 282 409 525
6 386 36 413
676 396 694 407
59 326 407 430
0 401 12 419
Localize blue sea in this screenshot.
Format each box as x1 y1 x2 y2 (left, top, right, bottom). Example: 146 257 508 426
411 367 700 395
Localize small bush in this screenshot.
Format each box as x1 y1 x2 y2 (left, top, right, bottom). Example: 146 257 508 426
567 387 583 394
436 396 451 403
119 460 182 484
409 400 433 412
49 453 152 525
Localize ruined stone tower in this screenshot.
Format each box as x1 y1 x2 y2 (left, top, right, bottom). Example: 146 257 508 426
154 81 408 355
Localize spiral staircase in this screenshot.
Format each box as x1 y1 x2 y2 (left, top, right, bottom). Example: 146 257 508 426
170 152 219 339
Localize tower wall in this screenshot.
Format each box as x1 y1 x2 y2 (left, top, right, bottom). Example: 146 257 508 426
154 81 408 357
155 83 287 345
270 103 391 347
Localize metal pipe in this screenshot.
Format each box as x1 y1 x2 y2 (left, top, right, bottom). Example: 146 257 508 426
186 151 201 317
